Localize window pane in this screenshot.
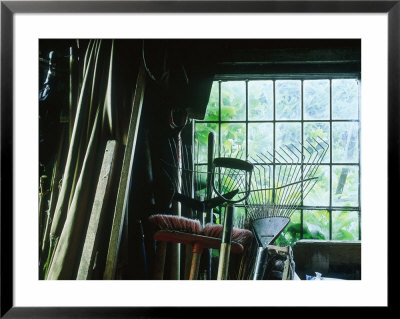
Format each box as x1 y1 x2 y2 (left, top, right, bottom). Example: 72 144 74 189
274 164 302 204
304 80 330 120
332 122 359 163
276 80 301 120
275 164 301 191
204 81 219 121
303 165 330 207
194 123 218 164
304 122 330 163
248 164 274 200
248 80 273 120
332 211 359 240
233 206 247 228
219 206 247 229
332 79 359 120
303 210 329 240
248 123 273 158
193 164 208 199
332 165 359 207
195 76 361 244
221 123 246 157
221 81 246 121
274 210 301 246
276 122 301 152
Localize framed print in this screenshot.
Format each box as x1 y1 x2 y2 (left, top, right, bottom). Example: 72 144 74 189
1 0 395 317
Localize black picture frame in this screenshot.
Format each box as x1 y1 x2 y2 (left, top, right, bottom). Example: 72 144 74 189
1 1 394 317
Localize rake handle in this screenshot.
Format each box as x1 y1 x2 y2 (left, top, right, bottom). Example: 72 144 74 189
217 204 234 280
252 247 268 280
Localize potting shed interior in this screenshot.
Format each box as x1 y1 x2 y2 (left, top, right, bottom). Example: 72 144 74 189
38 39 361 281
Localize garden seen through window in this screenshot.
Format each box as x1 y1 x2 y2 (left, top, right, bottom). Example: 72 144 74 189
194 78 360 246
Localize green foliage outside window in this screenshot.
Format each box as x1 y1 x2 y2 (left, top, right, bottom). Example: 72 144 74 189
194 79 360 246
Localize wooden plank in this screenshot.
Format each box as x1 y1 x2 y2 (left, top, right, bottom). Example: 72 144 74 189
103 63 146 279
76 140 119 280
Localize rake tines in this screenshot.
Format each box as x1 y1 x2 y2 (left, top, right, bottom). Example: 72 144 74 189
243 137 328 280
246 136 328 220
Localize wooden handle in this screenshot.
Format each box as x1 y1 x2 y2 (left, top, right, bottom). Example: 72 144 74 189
189 243 203 280
217 243 231 280
153 241 167 280
217 204 234 280
184 245 193 280
169 243 180 280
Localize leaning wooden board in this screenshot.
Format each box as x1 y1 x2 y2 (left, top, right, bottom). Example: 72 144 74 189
77 140 119 280
103 63 146 280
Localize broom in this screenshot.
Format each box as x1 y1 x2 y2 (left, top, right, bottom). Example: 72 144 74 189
149 214 252 280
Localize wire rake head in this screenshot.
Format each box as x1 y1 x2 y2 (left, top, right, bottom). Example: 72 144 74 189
246 136 329 220
244 136 329 248
160 137 205 200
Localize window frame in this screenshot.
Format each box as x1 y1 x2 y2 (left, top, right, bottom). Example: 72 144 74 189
193 73 361 241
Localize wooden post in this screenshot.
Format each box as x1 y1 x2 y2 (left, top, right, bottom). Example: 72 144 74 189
103 63 146 280
77 140 119 280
